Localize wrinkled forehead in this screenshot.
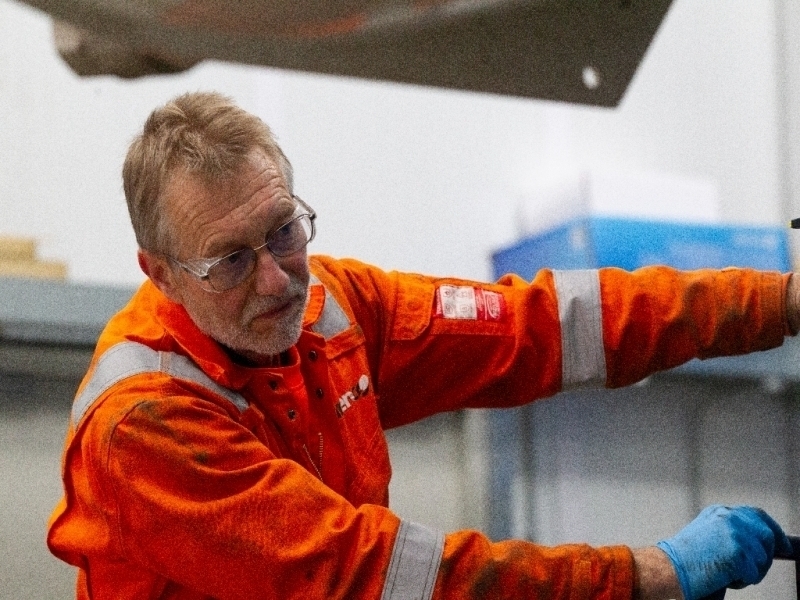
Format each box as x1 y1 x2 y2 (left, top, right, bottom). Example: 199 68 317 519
160 150 291 255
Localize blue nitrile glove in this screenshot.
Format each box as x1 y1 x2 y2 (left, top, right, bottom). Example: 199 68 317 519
655 504 792 600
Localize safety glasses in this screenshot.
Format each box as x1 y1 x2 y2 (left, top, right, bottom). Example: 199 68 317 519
172 196 316 292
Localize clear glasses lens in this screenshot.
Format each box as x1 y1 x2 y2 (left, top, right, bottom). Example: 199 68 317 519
268 214 314 257
206 213 315 291
209 248 258 291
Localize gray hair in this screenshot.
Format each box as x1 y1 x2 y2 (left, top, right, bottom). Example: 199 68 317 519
122 91 293 254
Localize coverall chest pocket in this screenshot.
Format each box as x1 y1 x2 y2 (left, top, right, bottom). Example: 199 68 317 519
324 327 392 508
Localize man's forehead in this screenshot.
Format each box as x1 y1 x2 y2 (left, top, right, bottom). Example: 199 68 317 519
163 156 293 257
165 152 287 213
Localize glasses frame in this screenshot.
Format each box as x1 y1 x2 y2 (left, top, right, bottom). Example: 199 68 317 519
170 195 316 293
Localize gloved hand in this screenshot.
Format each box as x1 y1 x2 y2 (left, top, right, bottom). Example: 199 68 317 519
656 504 791 600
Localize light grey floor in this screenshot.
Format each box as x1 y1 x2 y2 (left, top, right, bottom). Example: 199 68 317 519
0 376 78 599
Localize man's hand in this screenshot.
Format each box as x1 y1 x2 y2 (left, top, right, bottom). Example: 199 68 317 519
787 273 800 334
654 505 791 600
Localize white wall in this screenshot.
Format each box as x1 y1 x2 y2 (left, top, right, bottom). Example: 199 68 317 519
0 0 787 287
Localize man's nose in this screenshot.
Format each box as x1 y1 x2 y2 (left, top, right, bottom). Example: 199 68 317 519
252 248 290 296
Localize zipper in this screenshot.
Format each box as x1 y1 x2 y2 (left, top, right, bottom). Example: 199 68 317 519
302 432 324 482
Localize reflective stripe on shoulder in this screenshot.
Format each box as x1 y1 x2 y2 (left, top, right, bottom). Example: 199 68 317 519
552 269 607 389
309 275 351 339
71 341 248 425
381 520 444 600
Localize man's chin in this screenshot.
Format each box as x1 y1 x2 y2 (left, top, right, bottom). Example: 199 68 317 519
222 326 301 366
233 311 304 360
250 298 304 334
204 292 308 364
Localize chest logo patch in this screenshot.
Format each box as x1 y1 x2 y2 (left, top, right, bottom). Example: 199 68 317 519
434 285 506 321
335 374 370 418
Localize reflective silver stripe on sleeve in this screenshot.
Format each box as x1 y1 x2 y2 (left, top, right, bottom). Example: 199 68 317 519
552 269 607 390
72 341 248 424
381 521 444 600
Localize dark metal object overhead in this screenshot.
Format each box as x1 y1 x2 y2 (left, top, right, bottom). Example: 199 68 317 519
18 0 673 106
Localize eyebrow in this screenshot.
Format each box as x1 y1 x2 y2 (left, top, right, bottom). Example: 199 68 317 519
205 198 298 259
265 199 298 231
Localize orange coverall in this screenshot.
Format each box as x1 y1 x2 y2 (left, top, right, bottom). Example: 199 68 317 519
48 255 790 600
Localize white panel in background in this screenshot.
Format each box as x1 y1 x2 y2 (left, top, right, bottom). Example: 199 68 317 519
253 71 288 149
526 384 694 548
514 168 721 238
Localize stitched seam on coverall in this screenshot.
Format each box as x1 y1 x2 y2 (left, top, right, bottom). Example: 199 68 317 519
552 270 607 390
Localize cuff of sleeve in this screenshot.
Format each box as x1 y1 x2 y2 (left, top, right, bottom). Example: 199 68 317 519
783 272 796 336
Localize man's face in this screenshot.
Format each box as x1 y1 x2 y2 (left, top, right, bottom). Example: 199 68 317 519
157 150 310 365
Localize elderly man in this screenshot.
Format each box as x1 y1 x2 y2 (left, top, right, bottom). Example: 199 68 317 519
49 91 795 600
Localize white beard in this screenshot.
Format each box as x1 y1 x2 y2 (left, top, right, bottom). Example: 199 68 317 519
202 274 309 362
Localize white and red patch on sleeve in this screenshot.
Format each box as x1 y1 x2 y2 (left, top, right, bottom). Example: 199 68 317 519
433 285 506 321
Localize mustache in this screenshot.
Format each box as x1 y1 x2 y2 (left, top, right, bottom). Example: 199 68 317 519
241 275 308 323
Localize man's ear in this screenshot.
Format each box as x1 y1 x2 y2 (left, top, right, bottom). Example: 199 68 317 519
138 249 183 304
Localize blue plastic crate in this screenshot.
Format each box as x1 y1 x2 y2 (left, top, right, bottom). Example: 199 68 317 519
492 217 791 280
